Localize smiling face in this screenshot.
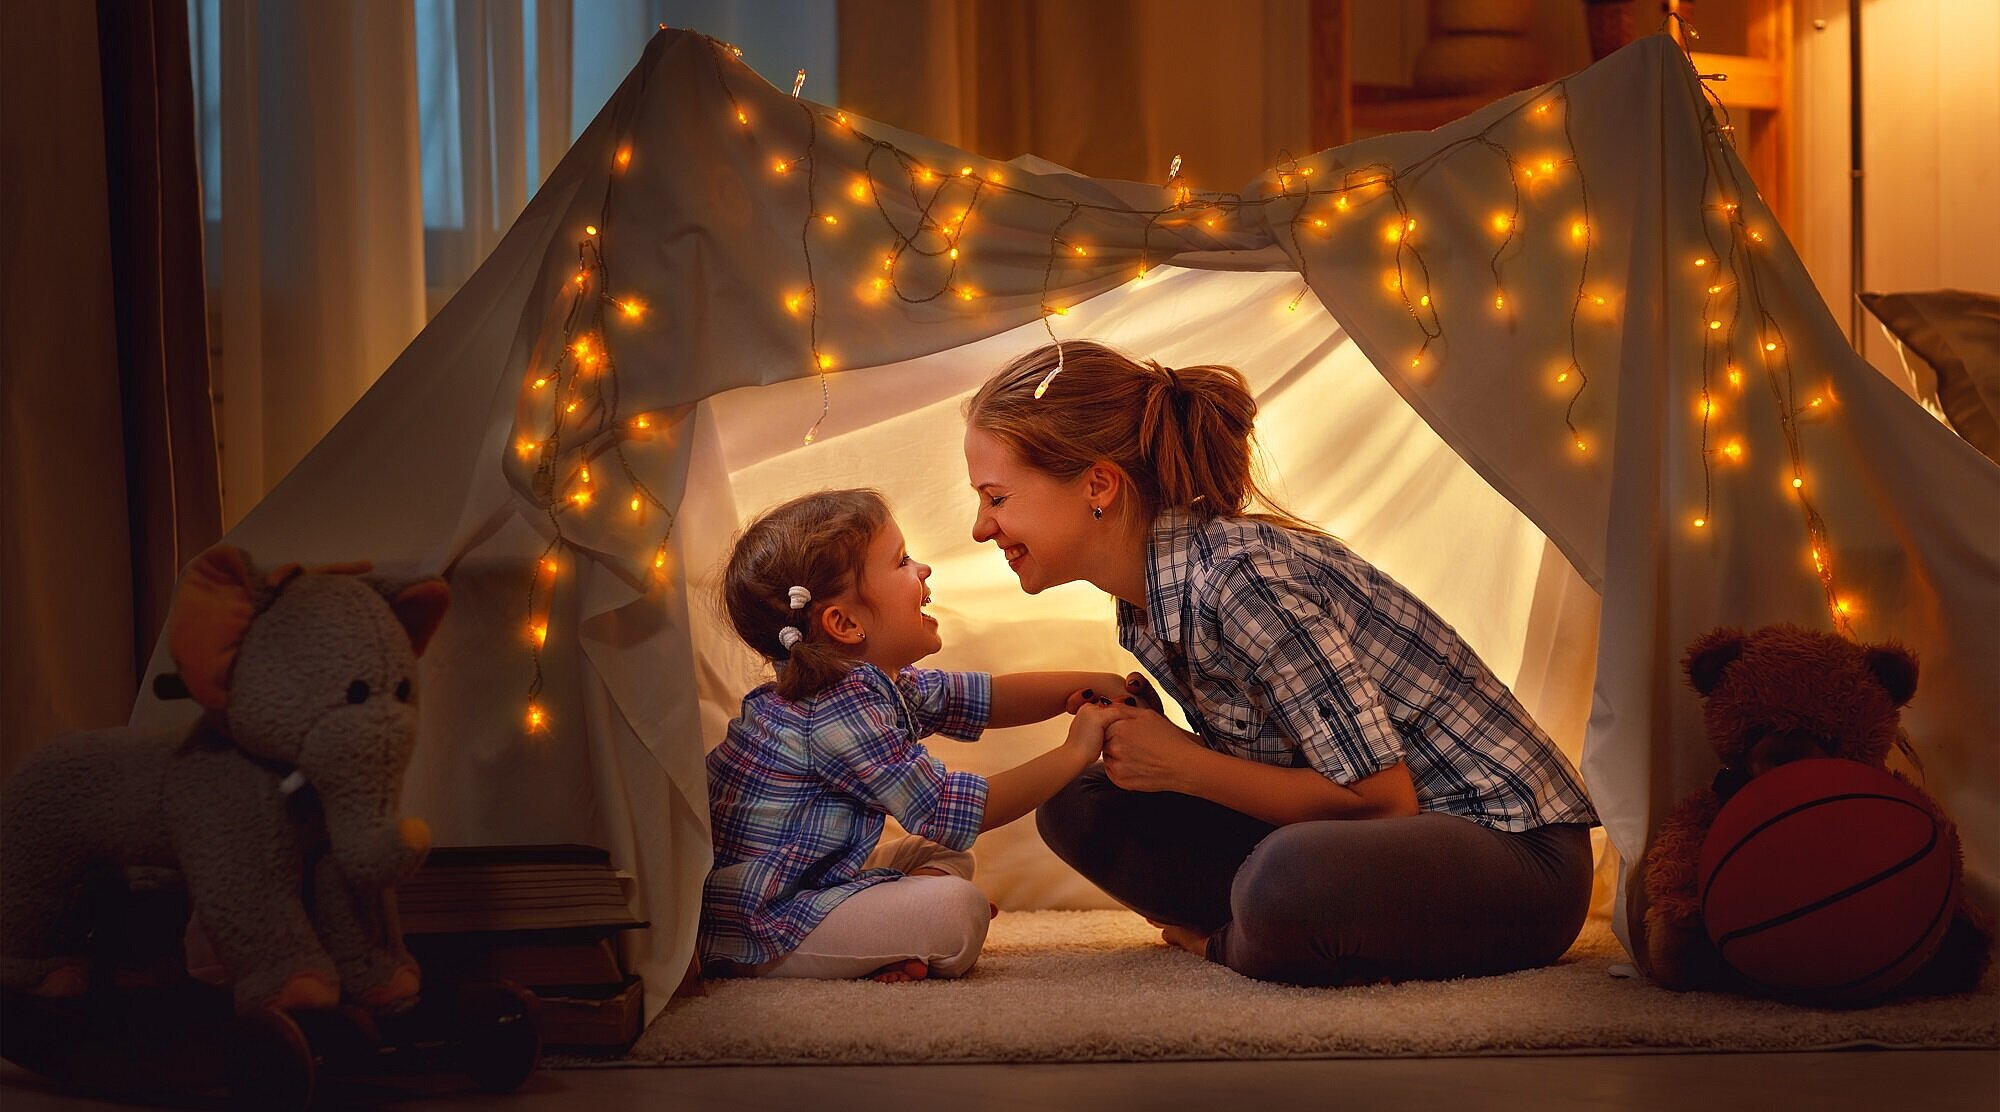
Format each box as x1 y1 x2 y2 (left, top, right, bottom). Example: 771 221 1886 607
845 514 942 671
964 426 1106 596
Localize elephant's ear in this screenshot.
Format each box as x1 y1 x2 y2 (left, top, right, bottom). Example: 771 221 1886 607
1864 643 1919 707
386 580 451 656
168 546 259 710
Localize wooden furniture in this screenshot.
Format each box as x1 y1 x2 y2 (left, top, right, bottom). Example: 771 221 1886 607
1309 0 1795 230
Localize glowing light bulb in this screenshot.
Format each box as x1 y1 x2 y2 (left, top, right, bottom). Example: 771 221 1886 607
1809 396 1825 409
1570 221 1588 241
655 547 667 570
948 247 959 260
786 294 803 314
1335 195 1350 212
579 465 591 483
1722 440 1743 461
1312 218 1327 229
736 109 747 125
630 497 641 513
1385 223 1403 243
960 166 973 176
1418 294 1431 307
959 288 976 301
1835 598 1855 616
850 182 869 201
1073 245 1087 256
1556 368 1570 384
570 489 590 506
821 213 838 225
1709 320 1723 330
1727 365 1743 386
1792 475 1804 489
1492 213 1512 233
516 439 536 458
542 558 559 574
774 160 789 173
1693 517 1707 528
615 147 632 171
532 376 548 389
566 402 578 413
620 299 645 319
1591 295 1607 306
1694 257 1710 268
1765 341 1779 352
1574 438 1588 453
526 704 546 731
585 224 598 236
634 415 650 429
1495 293 1507 310
817 353 835 370
1539 159 1556 174
1707 285 1723 295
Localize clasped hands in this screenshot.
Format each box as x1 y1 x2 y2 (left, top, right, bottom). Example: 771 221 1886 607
1061 673 1202 793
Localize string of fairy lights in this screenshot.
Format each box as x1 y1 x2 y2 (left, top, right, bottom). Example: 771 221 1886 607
509 25 1852 734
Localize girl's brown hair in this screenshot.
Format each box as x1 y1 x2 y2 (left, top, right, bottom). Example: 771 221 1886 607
721 488 887 701
965 340 1315 531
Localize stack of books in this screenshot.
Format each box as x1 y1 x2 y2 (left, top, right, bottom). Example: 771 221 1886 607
399 845 648 1053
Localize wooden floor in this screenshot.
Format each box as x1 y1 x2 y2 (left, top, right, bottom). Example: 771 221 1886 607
5 1050 1997 1110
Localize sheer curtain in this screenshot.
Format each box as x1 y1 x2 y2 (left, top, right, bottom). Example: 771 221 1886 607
188 0 833 524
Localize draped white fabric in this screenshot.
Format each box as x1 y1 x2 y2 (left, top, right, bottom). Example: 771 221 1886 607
137 31 1999 1019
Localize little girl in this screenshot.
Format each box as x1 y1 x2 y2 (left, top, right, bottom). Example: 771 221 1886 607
702 488 1141 983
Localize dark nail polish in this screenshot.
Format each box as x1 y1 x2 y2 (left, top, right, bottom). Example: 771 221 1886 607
1082 689 1095 698
1123 697 1137 706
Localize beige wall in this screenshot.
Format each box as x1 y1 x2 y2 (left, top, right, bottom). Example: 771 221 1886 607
1792 0 2000 370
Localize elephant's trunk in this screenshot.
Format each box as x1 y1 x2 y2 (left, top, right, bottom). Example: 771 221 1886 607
297 708 429 889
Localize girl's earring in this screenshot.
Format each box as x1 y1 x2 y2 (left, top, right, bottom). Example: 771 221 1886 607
1092 506 1104 520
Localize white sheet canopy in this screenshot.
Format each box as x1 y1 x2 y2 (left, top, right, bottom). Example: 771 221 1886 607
136 31 1999 1017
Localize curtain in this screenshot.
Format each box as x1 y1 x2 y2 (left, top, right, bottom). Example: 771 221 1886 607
839 0 1312 192
0 0 221 777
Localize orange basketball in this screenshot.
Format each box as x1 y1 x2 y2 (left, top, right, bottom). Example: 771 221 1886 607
1697 758 1958 1001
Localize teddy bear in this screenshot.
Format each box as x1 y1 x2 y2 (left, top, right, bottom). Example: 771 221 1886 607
1639 623 1993 996
0 545 449 1014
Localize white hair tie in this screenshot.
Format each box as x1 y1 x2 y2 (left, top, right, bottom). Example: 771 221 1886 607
777 626 804 651
787 585 812 610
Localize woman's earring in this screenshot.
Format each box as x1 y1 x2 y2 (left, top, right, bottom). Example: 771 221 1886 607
1092 506 1104 520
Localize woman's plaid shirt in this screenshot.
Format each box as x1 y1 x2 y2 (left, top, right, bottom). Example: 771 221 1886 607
1116 511 1596 831
700 664 991 965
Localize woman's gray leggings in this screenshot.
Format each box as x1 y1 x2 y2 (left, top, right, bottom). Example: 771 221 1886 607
1036 765 1594 985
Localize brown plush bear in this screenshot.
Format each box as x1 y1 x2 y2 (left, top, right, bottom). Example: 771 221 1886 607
1640 623 1993 996
0 546 448 1014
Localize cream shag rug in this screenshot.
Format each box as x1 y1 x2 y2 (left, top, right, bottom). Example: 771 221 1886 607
628 911 2000 1064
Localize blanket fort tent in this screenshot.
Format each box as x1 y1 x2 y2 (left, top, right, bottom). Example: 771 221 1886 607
134 29 1999 1019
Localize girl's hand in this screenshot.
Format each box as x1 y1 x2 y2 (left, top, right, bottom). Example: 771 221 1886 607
1063 701 1127 762
1103 711 1204 793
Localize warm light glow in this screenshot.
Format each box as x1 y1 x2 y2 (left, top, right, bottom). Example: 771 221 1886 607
786 293 804 314
1764 341 1779 352
515 439 536 458
1709 320 1722 330
1074 245 1087 256
1693 517 1707 528
1694 257 1710 268
817 353 835 370
620 299 645 319
1722 439 1743 461
849 181 870 201
1574 438 1588 453
575 270 588 287
615 147 632 170
1809 396 1825 409
541 558 559 574
1385 223 1404 243
1312 218 1328 229
634 415 651 429
630 497 642 513
1539 159 1555 174
1792 476 1804 489
570 489 591 506
1707 285 1723 295
532 623 548 647
1335 195 1350 212
736 109 748 125
585 224 598 236
1699 396 1717 418
526 704 546 731
579 465 591 483
1727 365 1743 387
1418 294 1431 308
1495 293 1507 309
774 160 790 173
958 288 976 301
532 377 548 389
821 214 838 225
1491 213 1512 233
1556 368 1570 384
948 247 959 260
1570 221 1587 242
959 166 973 176
1834 597 1857 617
565 402 578 413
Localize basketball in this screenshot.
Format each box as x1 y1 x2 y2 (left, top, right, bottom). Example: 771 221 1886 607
1698 758 1958 1001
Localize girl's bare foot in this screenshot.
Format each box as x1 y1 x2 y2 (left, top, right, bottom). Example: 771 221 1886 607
869 959 929 983
1151 920 1212 958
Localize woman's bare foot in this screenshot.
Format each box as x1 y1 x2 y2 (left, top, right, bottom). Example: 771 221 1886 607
1152 920 1212 958
868 959 929 983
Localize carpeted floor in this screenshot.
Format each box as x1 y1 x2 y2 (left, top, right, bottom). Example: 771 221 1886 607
627 910 2000 1064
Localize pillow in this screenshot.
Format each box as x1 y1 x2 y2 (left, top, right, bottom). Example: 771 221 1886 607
1860 289 2000 465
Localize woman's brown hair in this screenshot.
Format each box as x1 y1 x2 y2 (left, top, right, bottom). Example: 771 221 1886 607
721 488 887 701
964 340 1315 531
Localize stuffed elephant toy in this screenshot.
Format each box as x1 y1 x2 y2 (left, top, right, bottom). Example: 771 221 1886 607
0 546 449 1014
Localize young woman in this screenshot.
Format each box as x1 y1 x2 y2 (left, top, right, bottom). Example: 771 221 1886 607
963 341 1598 986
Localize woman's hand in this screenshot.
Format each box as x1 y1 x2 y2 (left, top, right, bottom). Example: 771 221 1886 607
1062 701 1121 763
1064 672 1151 715
1102 709 1205 793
